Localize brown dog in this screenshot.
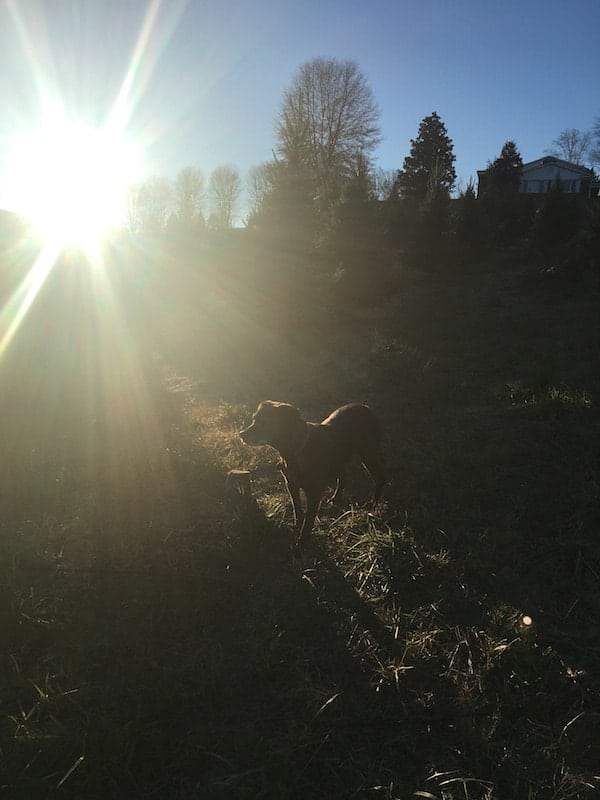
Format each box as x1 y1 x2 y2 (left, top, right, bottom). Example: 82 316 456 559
239 401 385 544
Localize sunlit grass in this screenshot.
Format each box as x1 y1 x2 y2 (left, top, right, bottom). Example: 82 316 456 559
507 381 593 407
2 259 600 798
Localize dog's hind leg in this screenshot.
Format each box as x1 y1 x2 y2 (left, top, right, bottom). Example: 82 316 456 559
360 446 386 504
327 469 346 504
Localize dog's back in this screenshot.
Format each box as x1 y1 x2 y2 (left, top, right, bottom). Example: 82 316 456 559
322 403 380 451
320 404 385 502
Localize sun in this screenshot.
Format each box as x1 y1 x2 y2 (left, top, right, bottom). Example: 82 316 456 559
5 117 144 251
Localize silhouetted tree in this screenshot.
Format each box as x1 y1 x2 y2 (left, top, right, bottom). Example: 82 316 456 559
485 140 523 195
173 167 205 229
412 156 451 269
128 176 172 232
395 112 456 201
452 180 490 262
276 58 381 206
373 168 396 201
481 141 532 245
246 162 277 223
325 152 387 300
245 157 318 319
530 184 583 262
546 128 592 165
591 115 600 167
252 158 316 257
208 165 241 229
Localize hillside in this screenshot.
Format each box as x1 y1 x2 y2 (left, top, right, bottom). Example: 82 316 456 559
1 255 599 799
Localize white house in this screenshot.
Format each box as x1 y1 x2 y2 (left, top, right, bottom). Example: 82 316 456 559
477 156 599 199
518 156 597 197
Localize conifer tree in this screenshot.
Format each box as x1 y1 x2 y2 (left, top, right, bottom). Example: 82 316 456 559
395 112 456 201
485 140 523 195
481 141 532 245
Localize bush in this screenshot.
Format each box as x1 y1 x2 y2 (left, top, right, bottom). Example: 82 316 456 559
529 187 584 263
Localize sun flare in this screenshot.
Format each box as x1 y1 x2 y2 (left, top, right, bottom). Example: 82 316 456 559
5 117 144 250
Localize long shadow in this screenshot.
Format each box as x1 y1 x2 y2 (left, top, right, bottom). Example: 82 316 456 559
5 245 598 796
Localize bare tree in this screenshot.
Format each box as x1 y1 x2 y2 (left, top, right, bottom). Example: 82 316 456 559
545 128 592 165
276 58 381 202
173 167 204 227
246 162 276 221
591 116 600 167
127 176 172 232
208 165 241 228
373 167 397 200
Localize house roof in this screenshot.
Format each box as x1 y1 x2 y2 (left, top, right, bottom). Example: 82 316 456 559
478 156 594 178
521 156 593 176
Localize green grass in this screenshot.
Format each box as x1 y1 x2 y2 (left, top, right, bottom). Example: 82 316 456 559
1 255 599 798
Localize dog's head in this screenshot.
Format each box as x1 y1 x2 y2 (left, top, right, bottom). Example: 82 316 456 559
239 401 305 450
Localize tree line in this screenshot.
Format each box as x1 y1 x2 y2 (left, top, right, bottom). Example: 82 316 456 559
130 57 600 303
127 164 242 233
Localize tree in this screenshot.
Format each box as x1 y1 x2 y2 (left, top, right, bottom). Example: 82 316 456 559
246 162 277 223
485 140 523 195
590 116 600 167
127 176 172 232
327 153 388 302
208 165 241 228
250 157 316 261
412 155 452 268
452 180 489 262
530 183 583 262
276 57 381 205
481 141 532 245
373 167 397 201
545 128 592 165
395 112 456 201
173 167 204 228
329 153 375 261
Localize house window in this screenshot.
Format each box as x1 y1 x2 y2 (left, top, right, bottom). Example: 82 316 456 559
556 179 580 193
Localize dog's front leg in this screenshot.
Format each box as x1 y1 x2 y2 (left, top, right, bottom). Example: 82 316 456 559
296 493 320 546
282 473 304 530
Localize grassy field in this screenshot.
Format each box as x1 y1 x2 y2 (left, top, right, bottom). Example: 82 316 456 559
1 247 599 799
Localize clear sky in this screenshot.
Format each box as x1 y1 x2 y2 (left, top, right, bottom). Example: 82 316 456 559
0 0 599 212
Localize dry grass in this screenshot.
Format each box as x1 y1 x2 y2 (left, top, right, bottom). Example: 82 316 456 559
1 250 600 798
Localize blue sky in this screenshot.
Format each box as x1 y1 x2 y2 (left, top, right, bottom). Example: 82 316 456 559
0 0 599 210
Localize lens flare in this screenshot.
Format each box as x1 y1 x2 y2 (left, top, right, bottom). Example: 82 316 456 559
5 116 144 251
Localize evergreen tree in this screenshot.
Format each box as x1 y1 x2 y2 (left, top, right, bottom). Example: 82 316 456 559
395 112 456 201
452 180 489 262
413 175 450 269
327 152 384 300
485 140 523 195
481 141 533 245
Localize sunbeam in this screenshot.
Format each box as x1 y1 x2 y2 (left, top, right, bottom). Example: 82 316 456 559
0 241 61 362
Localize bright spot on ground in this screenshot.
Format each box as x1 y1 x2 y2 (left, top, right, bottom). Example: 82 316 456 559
4 118 143 250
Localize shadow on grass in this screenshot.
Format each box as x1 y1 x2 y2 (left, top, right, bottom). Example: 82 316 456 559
2 246 599 798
